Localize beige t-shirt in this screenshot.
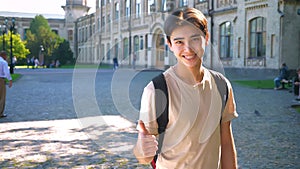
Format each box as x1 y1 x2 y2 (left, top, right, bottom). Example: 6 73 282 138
139 67 238 169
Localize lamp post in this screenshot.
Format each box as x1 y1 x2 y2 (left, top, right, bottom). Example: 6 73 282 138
5 17 15 74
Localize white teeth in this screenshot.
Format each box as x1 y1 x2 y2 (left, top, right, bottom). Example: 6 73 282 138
184 55 195 60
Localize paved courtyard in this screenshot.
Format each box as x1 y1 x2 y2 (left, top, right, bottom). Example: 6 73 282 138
0 67 299 168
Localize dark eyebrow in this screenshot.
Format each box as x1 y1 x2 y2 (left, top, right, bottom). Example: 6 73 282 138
173 37 184 41
172 34 202 41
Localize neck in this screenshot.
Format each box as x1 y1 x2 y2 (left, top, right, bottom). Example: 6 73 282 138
174 64 204 84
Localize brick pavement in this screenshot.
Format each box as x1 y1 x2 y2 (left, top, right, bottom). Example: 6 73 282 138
0 68 299 168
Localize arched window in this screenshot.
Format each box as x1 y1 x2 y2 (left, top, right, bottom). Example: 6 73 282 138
219 21 233 58
249 17 266 57
115 2 119 20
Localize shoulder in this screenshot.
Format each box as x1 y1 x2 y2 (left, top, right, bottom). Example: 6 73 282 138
208 69 229 83
0 59 8 66
144 80 155 94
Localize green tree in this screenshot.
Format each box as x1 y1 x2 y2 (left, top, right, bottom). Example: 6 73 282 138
51 39 74 65
26 15 64 65
0 31 30 61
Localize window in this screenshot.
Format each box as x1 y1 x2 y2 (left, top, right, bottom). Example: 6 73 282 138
102 16 105 28
148 0 155 14
123 38 129 59
136 0 141 17
97 17 100 31
79 28 82 42
101 0 105 6
134 35 139 53
249 17 266 57
179 0 188 7
68 30 73 41
115 3 119 20
85 27 88 41
106 43 111 60
24 28 29 39
140 36 144 50
219 22 233 58
52 30 58 34
271 34 275 58
100 44 104 61
125 0 130 19
238 37 241 58
107 14 111 31
114 39 119 58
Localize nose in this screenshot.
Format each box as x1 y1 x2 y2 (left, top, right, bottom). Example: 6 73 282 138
183 42 194 53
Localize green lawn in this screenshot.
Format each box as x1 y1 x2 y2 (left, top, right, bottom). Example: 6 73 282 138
233 79 276 89
5 73 22 83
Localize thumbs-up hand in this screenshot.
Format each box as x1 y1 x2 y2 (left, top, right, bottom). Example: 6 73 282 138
137 120 150 134
134 120 158 162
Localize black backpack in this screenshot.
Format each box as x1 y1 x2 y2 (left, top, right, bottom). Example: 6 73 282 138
150 70 228 169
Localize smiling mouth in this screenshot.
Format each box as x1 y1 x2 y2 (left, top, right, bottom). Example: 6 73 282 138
183 54 197 60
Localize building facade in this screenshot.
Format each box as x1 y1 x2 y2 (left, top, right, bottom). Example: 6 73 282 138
76 0 300 70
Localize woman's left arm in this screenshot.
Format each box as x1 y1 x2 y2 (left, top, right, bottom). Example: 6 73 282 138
221 121 238 169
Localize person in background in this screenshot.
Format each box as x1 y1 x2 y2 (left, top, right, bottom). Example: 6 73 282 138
293 67 300 101
132 53 137 70
133 7 238 169
113 57 118 70
0 51 13 118
27 58 31 69
34 57 39 69
31 56 35 69
12 56 17 69
274 63 289 90
55 59 60 68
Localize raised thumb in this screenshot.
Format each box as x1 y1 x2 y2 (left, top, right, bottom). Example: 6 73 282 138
137 120 149 135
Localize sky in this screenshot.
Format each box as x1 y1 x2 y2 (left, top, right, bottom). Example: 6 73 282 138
0 0 95 15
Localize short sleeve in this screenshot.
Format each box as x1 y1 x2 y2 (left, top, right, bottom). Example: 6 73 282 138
138 81 159 135
221 80 238 123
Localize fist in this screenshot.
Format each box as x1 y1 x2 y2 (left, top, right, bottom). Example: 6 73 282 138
136 120 158 158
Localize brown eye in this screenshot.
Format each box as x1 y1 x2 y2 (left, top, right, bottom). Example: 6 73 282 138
175 41 183 45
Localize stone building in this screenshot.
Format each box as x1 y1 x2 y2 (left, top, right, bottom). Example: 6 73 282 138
1 0 299 70
76 0 300 70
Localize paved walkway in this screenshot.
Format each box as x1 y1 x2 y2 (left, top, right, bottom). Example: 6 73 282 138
0 68 299 168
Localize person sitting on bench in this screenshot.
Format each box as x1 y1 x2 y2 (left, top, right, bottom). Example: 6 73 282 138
274 63 288 90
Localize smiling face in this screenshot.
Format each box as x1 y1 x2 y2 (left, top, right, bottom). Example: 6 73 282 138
167 24 208 71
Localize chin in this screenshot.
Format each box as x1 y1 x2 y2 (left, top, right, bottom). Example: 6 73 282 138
183 59 202 69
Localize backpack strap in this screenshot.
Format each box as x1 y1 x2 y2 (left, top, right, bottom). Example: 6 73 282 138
209 70 229 116
151 73 169 168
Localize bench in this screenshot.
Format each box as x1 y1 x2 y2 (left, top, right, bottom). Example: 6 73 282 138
281 69 296 89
